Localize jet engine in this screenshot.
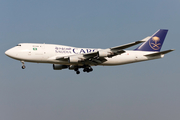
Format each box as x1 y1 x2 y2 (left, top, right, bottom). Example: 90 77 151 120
68 56 82 63
53 64 68 70
98 49 125 58
98 50 114 57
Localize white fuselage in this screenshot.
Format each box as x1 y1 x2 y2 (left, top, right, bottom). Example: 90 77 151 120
5 43 163 66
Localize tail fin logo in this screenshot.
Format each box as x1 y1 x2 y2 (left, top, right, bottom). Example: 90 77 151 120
149 36 161 50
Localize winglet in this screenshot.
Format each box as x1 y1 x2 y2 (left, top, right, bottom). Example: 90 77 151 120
135 29 168 51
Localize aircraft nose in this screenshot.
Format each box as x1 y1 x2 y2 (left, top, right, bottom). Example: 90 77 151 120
5 49 11 56
5 48 15 58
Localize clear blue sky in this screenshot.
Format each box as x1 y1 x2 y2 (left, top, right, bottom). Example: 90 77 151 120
0 0 179 120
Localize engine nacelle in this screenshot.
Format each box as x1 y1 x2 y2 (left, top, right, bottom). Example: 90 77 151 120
98 49 125 58
68 56 82 63
98 50 113 57
53 64 68 70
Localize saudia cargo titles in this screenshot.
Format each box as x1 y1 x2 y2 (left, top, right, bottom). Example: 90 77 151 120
5 29 174 74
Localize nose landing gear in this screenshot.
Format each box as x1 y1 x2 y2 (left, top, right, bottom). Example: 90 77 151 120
21 61 26 69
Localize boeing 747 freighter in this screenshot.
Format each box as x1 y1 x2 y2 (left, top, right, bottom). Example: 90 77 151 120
5 29 174 74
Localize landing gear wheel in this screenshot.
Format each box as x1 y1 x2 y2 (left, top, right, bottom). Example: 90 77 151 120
22 65 26 69
76 71 80 74
89 68 93 72
83 66 93 73
83 68 87 72
74 68 78 71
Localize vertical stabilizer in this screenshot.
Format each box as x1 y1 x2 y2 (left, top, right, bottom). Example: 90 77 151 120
135 29 168 51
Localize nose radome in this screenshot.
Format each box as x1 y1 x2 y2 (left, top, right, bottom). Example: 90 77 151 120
5 49 10 56
5 49 15 58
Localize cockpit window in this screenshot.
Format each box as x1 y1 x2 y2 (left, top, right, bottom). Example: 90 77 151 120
16 44 21 46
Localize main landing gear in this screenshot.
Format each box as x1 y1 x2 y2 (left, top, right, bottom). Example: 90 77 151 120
83 66 93 73
74 65 93 74
74 68 80 74
21 61 26 69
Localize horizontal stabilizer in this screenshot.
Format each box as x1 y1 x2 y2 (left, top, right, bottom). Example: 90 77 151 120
145 49 175 57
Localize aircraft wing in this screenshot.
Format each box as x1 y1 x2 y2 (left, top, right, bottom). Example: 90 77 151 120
56 37 149 64
56 51 98 60
110 36 150 50
96 36 150 58
55 53 106 65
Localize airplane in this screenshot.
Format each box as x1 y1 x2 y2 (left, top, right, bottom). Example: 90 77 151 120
5 29 174 74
